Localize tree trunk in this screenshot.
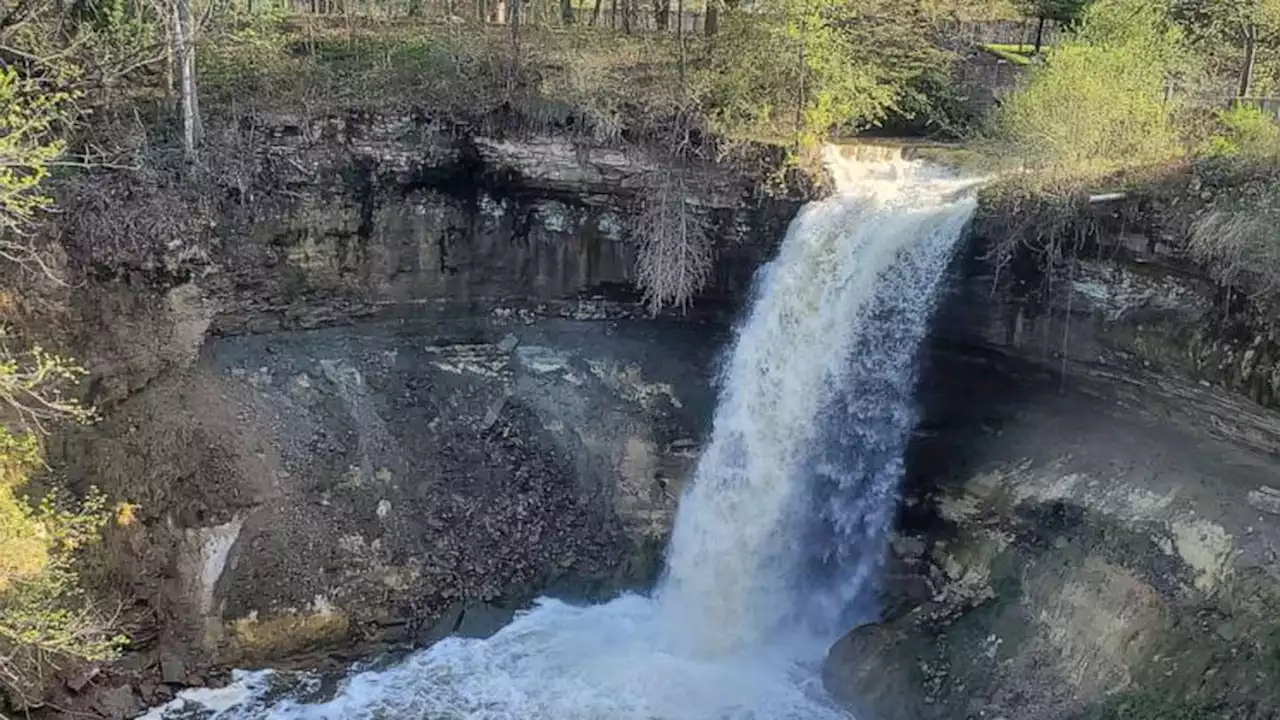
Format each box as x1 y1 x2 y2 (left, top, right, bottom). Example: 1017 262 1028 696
174 0 201 159
508 0 521 88
1034 15 1046 53
654 0 667 31
1239 22 1258 98
590 0 601 26
160 0 174 100
795 43 805 149
704 1 716 36
622 0 631 33
609 0 616 28
677 0 684 85
560 0 572 24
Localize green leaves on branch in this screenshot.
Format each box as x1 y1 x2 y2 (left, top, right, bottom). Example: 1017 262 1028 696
0 8 123 706
989 0 1186 171
0 67 71 239
1014 0 1090 24
702 0 953 150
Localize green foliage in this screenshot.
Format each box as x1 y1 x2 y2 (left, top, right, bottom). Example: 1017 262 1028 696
0 469 122 706
922 0 1021 21
0 345 115 705
701 0 950 149
193 1 957 150
980 42 1035 64
0 5 124 705
1200 103 1280 158
987 0 1186 171
1174 0 1280 95
0 68 72 239
1015 0 1091 24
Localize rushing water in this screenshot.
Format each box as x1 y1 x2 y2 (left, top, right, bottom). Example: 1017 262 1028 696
144 146 978 720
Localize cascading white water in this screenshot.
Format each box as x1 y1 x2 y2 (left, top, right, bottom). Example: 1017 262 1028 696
144 146 978 720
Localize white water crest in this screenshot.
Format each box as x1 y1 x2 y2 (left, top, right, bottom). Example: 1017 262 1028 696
145 146 978 720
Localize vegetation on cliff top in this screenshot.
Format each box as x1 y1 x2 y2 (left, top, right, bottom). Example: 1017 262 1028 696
976 0 1280 297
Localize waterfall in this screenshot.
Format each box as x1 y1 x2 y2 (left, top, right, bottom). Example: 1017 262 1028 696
143 146 978 720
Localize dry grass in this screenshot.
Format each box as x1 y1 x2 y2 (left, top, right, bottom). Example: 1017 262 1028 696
1188 161 1280 301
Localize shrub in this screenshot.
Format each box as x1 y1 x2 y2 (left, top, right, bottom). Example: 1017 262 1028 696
0 28 124 709
1188 174 1280 298
0 351 121 706
986 0 1186 172
1199 103 1280 159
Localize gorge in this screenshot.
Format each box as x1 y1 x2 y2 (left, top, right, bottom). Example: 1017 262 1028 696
17 117 1280 720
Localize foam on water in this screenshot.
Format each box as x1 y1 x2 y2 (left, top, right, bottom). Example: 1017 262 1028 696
145 145 977 720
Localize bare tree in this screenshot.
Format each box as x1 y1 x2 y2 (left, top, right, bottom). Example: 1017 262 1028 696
677 0 684 83
507 0 521 88
1240 21 1258 97
634 171 713 315
173 0 202 159
654 0 668 30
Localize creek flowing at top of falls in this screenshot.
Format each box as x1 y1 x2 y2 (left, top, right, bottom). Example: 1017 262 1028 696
144 146 979 720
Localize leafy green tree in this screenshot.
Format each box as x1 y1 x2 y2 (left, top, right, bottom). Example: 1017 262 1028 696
0 68 73 282
990 0 1187 170
921 0 1020 22
0 22 124 713
701 0 949 150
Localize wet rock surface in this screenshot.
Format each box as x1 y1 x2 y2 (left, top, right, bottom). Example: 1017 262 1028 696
825 348 1280 720
54 315 724 679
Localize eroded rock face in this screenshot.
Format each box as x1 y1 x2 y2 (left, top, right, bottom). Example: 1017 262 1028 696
57 315 722 669
196 117 796 335
947 221 1280 412
44 125 786 685
824 351 1280 720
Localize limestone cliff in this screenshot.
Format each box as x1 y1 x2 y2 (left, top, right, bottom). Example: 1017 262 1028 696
822 184 1280 720
38 116 800 713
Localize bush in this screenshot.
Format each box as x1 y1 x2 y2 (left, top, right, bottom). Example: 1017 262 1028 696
986 0 1186 172
0 26 124 708
1199 103 1280 159
0 355 121 706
